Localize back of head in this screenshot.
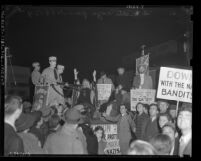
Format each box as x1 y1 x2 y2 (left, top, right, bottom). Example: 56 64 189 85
128 140 157 155
149 134 172 155
48 114 60 129
5 95 22 117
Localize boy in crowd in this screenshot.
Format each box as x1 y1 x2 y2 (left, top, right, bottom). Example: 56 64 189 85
177 103 192 157
158 113 172 130
142 103 160 142
162 123 180 155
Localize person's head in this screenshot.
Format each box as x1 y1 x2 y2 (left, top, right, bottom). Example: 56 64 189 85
49 56 57 68
117 67 125 75
138 64 147 74
168 104 177 119
158 113 172 129
94 126 105 141
120 104 128 115
82 78 91 88
149 134 172 155
5 95 23 121
162 123 176 143
158 100 169 113
57 104 64 116
100 71 106 78
57 65 65 74
136 103 145 115
48 114 60 129
143 104 149 114
177 105 192 132
149 103 159 118
32 62 40 71
64 107 82 125
22 101 32 113
128 140 157 155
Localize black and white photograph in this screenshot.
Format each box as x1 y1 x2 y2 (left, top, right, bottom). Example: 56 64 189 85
1 5 193 157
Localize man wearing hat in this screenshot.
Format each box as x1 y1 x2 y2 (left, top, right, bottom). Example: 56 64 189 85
4 95 24 156
43 106 88 154
177 104 192 157
132 64 153 89
41 57 65 105
31 62 42 86
15 111 44 154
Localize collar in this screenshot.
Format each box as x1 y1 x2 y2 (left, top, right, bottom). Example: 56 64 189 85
5 120 16 131
180 130 192 145
151 116 157 122
170 144 175 155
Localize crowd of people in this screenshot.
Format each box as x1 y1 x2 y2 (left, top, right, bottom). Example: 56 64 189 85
4 56 192 157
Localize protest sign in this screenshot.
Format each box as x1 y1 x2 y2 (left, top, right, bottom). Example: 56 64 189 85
91 124 121 155
136 54 149 75
34 85 50 108
97 84 112 101
130 89 156 111
157 67 192 103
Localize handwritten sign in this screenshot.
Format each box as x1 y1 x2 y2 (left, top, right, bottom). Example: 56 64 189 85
91 124 121 155
136 54 149 75
97 84 112 101
157 67 192 103
130 89 156 111
34 85 50 108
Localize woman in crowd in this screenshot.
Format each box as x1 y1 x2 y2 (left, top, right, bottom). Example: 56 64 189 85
102 104 136 154
93 126 107 155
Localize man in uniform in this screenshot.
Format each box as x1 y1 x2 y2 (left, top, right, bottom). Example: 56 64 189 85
41 56 65 106
31 62 42 86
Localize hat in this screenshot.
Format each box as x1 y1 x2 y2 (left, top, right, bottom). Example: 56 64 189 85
40 107 53 118
49 56 57 61
32 62 40 68
57 65 65 70
179 103 192 113
15 112 38 132
64 107 82 124
169 104 176 110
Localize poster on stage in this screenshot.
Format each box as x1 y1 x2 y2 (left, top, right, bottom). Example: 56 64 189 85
34 85 50 108
97 84 112 101
91 124 121 155
157 67 192 103
136 54 149 75
130 89 156 111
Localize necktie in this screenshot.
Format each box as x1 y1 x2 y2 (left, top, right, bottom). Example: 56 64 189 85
179 138 186 157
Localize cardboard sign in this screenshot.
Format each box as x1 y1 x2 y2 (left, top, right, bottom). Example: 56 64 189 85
157 67 192 103
130 89 156 111
136 54 149 75
34 85 50 108
91 124 121 155
97 84 112 101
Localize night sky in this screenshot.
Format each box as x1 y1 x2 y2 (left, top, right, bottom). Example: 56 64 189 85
6 7 188 83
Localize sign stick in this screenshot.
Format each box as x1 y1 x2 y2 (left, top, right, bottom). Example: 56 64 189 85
176 100 179 116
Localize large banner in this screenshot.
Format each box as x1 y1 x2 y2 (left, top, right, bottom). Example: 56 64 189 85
34 85 50 108
97 84 112 101
157 67 192 103
130 89 156 111
136 54 149 75
91 124 121 155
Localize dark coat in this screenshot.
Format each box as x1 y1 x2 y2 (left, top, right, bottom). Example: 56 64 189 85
173 136 180 155
142 117 159 142
4 123 24 156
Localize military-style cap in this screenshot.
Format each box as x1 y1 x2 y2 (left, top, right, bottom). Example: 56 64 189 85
57 65 65 70
49 56 57 61
32 62 40 68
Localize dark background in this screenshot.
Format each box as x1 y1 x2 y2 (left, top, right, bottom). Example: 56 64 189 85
5 6 192 83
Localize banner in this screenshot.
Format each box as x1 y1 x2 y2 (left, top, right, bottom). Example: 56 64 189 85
130 89 156 111
136 54 149 75
97 84 112 101
157 67 192 103
34 85 50 108
91 124 121 155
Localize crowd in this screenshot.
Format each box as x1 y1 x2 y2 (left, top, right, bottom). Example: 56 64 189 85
4 56 192 157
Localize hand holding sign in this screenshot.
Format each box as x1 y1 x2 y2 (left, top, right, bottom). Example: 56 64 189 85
93 70 96 82
74 68 79 80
